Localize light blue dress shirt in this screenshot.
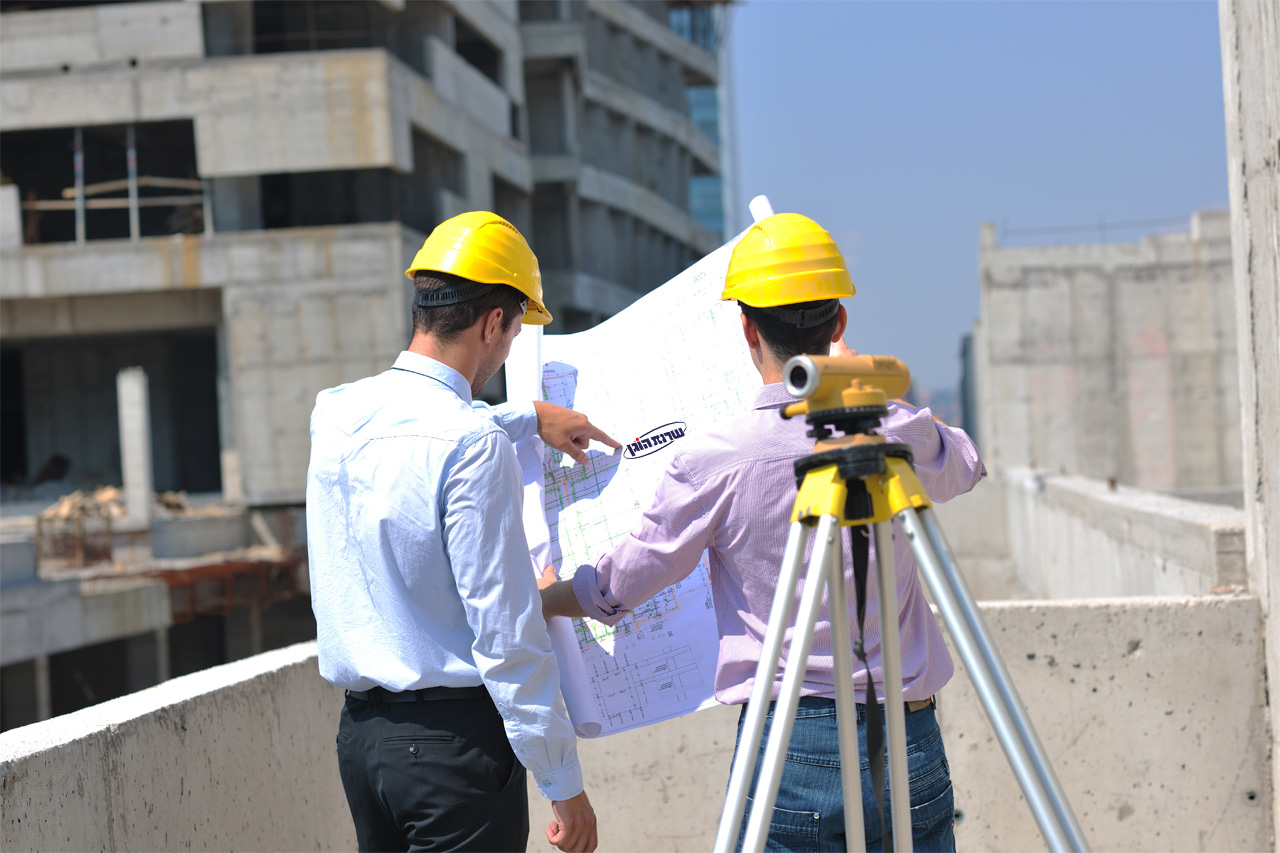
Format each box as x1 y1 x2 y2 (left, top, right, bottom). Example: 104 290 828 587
307 351 582 800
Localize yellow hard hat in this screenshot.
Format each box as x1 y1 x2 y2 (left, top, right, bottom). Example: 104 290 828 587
405 211 552 325
722 213 855 308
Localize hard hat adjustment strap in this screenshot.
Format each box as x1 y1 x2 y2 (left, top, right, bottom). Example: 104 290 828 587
768 299 840 329
413 280 491 308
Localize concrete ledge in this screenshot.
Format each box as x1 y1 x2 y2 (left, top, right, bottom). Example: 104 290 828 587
0 642 352 852
1005 470 1246 598
3 598 1267 851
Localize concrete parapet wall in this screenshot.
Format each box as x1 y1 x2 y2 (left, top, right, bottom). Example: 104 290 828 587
3 597 1269 851
1001 470 1246 599
944 595 1269 851
0 642 353 852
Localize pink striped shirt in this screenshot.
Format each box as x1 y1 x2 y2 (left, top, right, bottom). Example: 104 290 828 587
571 383 986 705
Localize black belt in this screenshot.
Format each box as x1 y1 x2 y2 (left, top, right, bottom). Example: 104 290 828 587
346 685 489 703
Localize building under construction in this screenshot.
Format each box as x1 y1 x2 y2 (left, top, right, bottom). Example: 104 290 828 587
0 0 734 730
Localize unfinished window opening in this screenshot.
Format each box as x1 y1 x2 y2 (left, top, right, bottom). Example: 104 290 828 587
203 0 434 76
7 329 222 499
453 15 502 85
518 1 561 23
249 0 373 54
260 170 394 230
399 130 466 235
1 347 28 486
1 121 203 245
493 177 531 237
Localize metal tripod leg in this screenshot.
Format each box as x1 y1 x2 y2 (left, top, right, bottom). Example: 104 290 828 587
898 506 1090 853
874 521 913 851
826 525 866 850
741 515 854 853
715 520 812 853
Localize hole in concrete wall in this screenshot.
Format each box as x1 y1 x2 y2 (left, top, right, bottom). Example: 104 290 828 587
453 14 502 85
6 329 222 498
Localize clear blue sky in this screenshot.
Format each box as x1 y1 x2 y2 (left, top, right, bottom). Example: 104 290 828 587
730 0 1229 391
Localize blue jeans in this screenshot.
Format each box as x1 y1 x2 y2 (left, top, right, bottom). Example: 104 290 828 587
733 697 955 852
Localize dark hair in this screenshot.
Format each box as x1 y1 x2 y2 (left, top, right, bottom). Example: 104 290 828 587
739 300 841 363
413 271 525 340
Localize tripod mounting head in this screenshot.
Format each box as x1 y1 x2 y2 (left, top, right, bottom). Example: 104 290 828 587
781 354 911 438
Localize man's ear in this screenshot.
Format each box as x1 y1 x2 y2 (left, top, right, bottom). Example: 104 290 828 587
480 306 505 344
740 312 761 351
831 303 848 342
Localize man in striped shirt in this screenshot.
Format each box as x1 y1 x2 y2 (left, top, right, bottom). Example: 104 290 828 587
541 213 984 851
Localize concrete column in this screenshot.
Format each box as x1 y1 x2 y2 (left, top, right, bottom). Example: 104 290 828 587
1219 0 1280 841
117 367 154 529
155 627 170 683
215 323 245 504
559 65 579 156
34 655 51 722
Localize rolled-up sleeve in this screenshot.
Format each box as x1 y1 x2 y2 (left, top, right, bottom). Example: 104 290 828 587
573 453 716 625
443 429 582 801
879 402 986 503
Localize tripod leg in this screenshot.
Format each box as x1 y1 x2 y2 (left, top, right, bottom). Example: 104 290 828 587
742 514 839 853
900 506 1089 853
825 525 866 851
715 521 811 853
874 521 914 852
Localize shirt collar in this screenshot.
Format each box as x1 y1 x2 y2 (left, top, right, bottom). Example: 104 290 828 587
391 351 473 403
754 383 795 410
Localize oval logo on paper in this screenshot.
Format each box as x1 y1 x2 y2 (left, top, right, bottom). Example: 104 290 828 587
623 422 688 460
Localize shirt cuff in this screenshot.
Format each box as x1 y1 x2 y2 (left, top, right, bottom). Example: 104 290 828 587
572 564 630 626
532 757 585 802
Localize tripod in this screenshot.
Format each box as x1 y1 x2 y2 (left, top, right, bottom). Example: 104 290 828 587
714 355 1090 853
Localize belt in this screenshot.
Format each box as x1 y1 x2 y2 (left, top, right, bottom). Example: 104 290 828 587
346 685 489 703
856 696 935 714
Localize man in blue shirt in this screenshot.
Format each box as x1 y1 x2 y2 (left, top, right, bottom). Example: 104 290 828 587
308 212 616 852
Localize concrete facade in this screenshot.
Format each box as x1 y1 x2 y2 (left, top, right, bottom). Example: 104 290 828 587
3 592 1270 852
520 0 724 331
1219 0 1280 845
0 0 729 505
974 211 1239 493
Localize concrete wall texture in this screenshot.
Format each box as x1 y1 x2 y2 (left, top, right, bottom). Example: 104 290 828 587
975 211 1240 493
1219 0 1280 846
3 594 1270 852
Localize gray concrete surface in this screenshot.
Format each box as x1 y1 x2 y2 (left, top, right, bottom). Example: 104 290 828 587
975 211 1239 493
0 642 353 852
933 471 1244 601
1219 0 1280 845
3 595 1267 852
0 575 169 667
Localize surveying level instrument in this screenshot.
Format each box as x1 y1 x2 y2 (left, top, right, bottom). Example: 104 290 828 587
714 354 1090 853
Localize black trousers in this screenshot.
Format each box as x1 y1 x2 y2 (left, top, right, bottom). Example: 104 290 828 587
336 692 529 852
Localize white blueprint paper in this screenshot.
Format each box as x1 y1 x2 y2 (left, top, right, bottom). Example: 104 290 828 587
510 233 764 737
